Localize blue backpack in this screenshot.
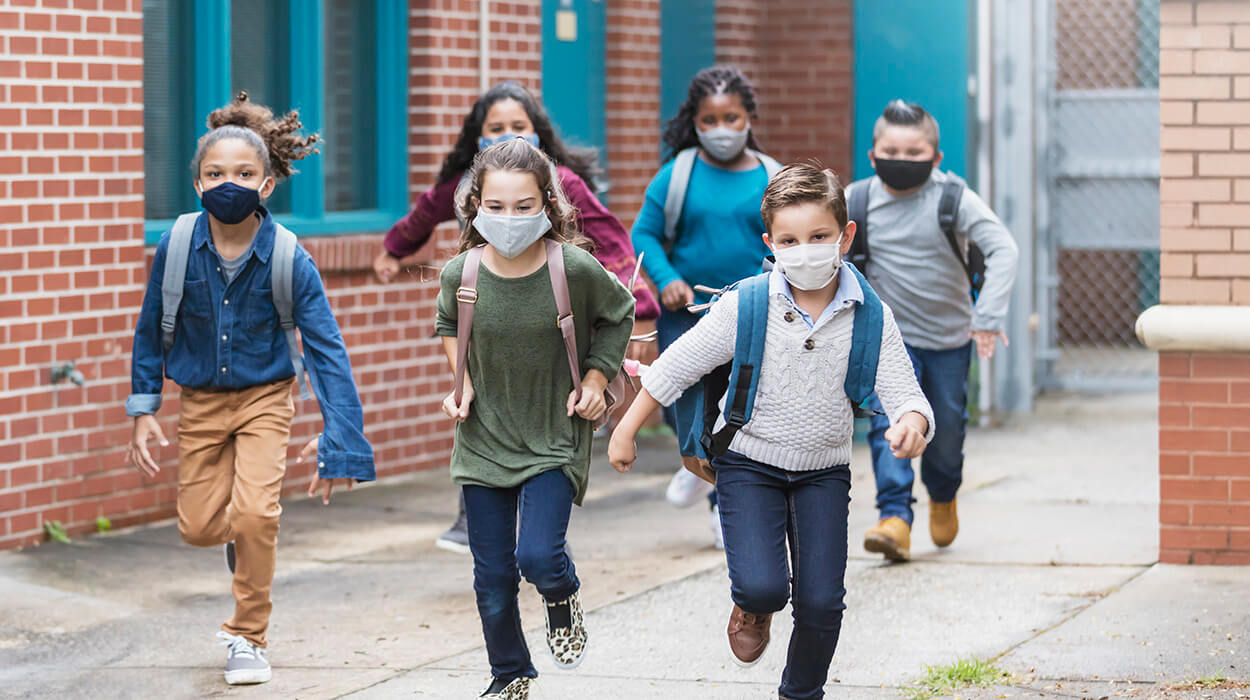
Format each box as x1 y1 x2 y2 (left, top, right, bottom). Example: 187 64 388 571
680 262 884 472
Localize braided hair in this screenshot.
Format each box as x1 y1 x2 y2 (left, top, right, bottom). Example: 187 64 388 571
661 65 762 163
437 81 599 189
191 91 320 180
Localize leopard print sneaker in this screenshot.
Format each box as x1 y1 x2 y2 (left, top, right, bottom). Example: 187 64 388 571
479 676 532 699
543 590 587 669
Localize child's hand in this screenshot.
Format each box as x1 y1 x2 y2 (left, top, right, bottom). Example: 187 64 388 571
298 435 354 505
661 280 695 312
608 430 637 473
884 412 928 459
970 329 1009 359
442 383 474 422
568 384 607 421
372 249 400 284
127 414 169 477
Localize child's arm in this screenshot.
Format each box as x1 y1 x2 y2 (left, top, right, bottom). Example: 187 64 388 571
961 188 1020 358
440 335 473 422
608 387 661 472
434 255 473 420
374 177 459 282
630 166 690 310
125 236 172 476
291 247 376 494
873 304 937 457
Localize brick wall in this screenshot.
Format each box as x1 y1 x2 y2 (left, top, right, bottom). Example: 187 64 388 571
0 0 148 549
715 0 854 178
1156 0 1250 565
604 0 660 228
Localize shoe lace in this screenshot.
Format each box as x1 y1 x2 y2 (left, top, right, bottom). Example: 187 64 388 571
216 631 264 660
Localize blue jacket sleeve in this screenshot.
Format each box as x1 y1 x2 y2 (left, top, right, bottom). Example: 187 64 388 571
291 247 376 481
630 164 683 294
126 234 169 416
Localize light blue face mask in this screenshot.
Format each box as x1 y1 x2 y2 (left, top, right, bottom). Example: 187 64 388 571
477 132 541 152
472 210 552 259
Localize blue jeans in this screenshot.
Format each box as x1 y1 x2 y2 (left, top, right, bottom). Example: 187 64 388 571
462 469 580 682
658 307 718 507
867 341 972 526
713 451 851 700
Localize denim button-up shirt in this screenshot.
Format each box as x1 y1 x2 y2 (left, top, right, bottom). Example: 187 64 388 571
126 209 375 481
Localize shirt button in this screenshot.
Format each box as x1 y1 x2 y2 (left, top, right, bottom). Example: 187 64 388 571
318 461 325 468
221 367 227 373
783 312 795 322
221 335 227 341
804 338 816 350
223 299 229 305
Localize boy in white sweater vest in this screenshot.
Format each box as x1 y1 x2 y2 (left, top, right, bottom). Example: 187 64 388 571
609 164 934 700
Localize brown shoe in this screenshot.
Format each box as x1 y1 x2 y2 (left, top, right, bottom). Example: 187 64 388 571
863 516 911 561
930 498 959 547
726 604 771 667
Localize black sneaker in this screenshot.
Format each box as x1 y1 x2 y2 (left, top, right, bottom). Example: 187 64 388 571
479 676 531 699
224 541 236 575
544 590 587 669
435 504 470 554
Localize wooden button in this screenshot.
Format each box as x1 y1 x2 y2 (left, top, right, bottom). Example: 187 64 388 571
803 338 815 350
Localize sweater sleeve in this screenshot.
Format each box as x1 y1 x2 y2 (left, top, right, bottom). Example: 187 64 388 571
641 290 738 406
960 188 1019 333
872 304 936 441
434 252 467 338
630 164 683 294
559 168 661 321
383 177 461 259
568 246 636 381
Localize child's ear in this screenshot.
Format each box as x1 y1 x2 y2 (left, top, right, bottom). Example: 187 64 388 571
933 150 944 169
867 149 877 169
841 221 857 255
260 176 276 200
761 232 773 251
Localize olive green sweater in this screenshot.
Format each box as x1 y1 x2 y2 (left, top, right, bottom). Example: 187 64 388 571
435 243 635 504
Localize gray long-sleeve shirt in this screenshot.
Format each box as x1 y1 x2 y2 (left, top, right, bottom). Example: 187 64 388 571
847 171 1019 351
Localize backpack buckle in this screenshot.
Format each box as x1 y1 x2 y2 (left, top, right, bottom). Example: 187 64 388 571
556 312 574 329
456 287 478 304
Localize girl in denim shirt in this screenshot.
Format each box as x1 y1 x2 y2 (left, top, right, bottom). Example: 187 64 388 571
125 93 374 686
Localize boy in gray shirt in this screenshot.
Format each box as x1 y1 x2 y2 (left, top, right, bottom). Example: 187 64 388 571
848 100 1019 561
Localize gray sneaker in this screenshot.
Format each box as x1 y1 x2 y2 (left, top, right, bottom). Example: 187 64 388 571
436 497 471 554
217 631 271 685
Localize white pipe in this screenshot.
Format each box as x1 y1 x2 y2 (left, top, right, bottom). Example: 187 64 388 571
1136 305 1250 353
479 0 490 93
976 0 993 426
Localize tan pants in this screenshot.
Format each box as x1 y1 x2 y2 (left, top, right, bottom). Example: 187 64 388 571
176 378 294 648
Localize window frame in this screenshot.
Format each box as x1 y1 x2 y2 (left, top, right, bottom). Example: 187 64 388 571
143 0 408 244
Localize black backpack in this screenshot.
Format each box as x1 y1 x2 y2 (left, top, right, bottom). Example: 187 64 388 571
846 173 986 301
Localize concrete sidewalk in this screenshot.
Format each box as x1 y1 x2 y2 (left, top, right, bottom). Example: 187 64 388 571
1 393 1246 699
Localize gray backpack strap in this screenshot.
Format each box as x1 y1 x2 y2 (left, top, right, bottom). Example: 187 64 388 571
160 213 201 351
271 224 311 400
662 147 699 246
750 150 783 179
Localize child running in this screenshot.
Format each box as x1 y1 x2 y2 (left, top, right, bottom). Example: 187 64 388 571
630 65 783 546
435 138 635 699
374 80 658 554
125 93 375 685
610 164 933 700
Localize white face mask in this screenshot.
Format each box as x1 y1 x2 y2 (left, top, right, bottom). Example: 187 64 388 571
472 210 552 259
697 123 750 162
773 238 843 291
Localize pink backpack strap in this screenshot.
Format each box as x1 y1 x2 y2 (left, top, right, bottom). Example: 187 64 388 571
454 245 485 405
544 239 583 402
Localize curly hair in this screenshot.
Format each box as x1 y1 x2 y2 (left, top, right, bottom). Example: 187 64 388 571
437 81 599 189
191 91 321 180
760 163 847 231
661 65 762 163
454 138 593 254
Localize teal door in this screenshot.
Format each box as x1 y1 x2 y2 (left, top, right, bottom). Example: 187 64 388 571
659 0 715 158
541 0 606 154
853 0 973 182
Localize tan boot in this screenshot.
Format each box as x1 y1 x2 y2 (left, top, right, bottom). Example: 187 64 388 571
726 604 772 667
863 517 911 561
930 498 959 547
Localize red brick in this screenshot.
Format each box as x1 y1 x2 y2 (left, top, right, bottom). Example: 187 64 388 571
1161 503 1191 525
1162 477 1231 501
1160 526 1229 550
1160 428 1229 452
1160 379 1229 404
1194 503 1250 526
1192 355 1250 379
1232 480 1250 502
1160 353 1191 377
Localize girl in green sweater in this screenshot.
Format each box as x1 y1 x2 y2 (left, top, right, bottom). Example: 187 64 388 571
434 138 635 700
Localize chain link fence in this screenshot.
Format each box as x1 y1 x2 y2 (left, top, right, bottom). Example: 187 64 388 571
1038 0 1160 392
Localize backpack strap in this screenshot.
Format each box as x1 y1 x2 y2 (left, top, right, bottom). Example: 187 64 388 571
271 223 311 401
453 245 485 405
702 273 770 458
938 172 973 287
662 147 699 246
842 262 884 415
544 238 584 403
845 178 871 273
160 213 201 351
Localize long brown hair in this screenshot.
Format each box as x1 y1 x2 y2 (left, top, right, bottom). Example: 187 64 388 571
455 138 592 254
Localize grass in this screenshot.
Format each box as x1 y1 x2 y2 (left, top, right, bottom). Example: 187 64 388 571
1169 671 1249 691
903 657 1012 699
43 520 70 544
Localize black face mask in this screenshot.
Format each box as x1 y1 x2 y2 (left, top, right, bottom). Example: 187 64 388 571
874 158 934 191
200 181 262 224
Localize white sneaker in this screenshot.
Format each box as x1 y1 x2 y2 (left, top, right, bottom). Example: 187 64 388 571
217 631 271 685
710 504 724 550
666 467 714 508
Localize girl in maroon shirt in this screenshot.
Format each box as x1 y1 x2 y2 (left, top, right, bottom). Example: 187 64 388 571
373 81 658 552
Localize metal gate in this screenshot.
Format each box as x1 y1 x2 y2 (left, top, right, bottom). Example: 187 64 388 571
1036 0 1161 392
